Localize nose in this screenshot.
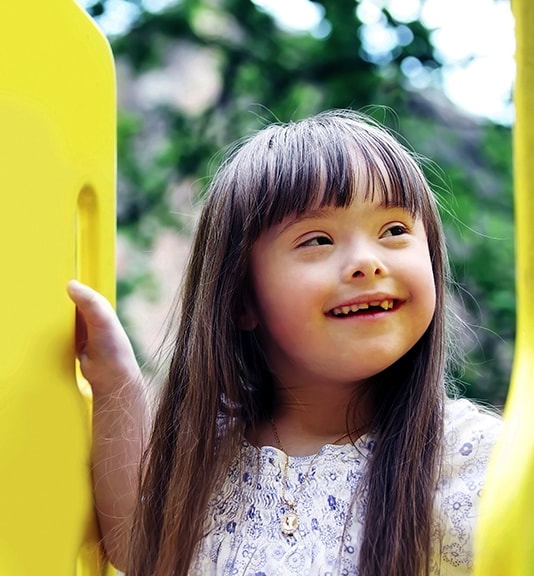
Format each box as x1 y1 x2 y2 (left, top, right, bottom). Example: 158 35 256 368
341 242 387 281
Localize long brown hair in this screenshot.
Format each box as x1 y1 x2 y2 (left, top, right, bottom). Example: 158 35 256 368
127 110 450 575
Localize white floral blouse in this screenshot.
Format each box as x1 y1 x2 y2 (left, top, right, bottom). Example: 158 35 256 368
190 399 502 576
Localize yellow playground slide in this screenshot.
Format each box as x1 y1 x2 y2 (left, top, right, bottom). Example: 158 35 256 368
474 0 534 572
0 1 115 574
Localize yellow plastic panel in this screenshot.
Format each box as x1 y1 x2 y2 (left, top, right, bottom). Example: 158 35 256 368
473 1 534 574
0 1 116 575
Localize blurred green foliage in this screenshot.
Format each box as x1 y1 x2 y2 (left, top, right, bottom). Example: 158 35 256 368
86 0 514 406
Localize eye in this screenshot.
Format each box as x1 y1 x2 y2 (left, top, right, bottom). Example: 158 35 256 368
382 224 408 238
300 235 333 247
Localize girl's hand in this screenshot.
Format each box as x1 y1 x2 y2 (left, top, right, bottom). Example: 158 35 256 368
68 280 147 570
67 280 141 396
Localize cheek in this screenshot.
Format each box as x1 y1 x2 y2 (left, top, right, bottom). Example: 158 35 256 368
420 270 437 330
413 240 437 319
251 268 322 344
253 276 302 328
249 268 287 331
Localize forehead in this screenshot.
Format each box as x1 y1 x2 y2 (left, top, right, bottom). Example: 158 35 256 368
275 193 418 234
266 150 423 231
261 126 425 229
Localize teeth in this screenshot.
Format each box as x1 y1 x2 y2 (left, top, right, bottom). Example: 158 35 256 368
332 300 393 316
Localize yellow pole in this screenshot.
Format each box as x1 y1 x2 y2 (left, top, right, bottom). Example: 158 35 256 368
473 1 534 573
0 1 116 574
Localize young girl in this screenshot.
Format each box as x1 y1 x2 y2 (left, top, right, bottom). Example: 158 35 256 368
68 110 502 576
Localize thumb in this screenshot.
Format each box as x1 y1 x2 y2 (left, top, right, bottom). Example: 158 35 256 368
67 279 116 330
67 280 140 393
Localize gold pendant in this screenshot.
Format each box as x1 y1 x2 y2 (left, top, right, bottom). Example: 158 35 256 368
281 510 299 536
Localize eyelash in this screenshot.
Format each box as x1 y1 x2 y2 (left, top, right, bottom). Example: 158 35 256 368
296 222 410 248
382 224 409 237
299 235 332 247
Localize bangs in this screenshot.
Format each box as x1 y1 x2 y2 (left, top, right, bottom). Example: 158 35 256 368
223 112 430 238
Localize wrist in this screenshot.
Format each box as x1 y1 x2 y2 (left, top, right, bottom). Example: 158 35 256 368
90 367 144 405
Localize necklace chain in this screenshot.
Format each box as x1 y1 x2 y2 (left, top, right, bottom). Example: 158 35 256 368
270 418 356 537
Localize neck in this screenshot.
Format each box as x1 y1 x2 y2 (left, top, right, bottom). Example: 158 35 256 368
250 379 373 456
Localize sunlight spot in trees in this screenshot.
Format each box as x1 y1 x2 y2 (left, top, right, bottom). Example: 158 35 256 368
251 0 324 33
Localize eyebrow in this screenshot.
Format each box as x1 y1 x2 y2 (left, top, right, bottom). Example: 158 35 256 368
279 208 334 235
280 199 410 233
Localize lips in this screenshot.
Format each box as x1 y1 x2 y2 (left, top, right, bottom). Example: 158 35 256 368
331 299 395 317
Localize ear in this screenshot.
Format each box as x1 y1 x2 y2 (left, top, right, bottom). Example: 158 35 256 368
237 309 258 331
236 299 258 331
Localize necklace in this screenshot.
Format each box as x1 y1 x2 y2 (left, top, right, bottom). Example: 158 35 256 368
270 418 355 537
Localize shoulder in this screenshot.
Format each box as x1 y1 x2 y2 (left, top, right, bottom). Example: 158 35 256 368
438 397 503 505
441 397 503 486
432 398 502 571
443 397 503 459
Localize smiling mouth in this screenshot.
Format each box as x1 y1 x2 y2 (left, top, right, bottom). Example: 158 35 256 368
331 300 395 317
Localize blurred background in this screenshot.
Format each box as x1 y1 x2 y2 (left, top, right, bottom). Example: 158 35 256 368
78 0 515 408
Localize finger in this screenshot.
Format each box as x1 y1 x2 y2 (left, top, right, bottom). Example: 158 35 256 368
67 280 115 329
74 306 88 357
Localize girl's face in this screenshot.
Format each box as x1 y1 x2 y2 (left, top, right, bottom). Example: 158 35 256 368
246 193 436 390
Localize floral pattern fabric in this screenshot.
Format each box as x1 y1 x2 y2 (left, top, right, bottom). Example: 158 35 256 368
190 399 501 576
